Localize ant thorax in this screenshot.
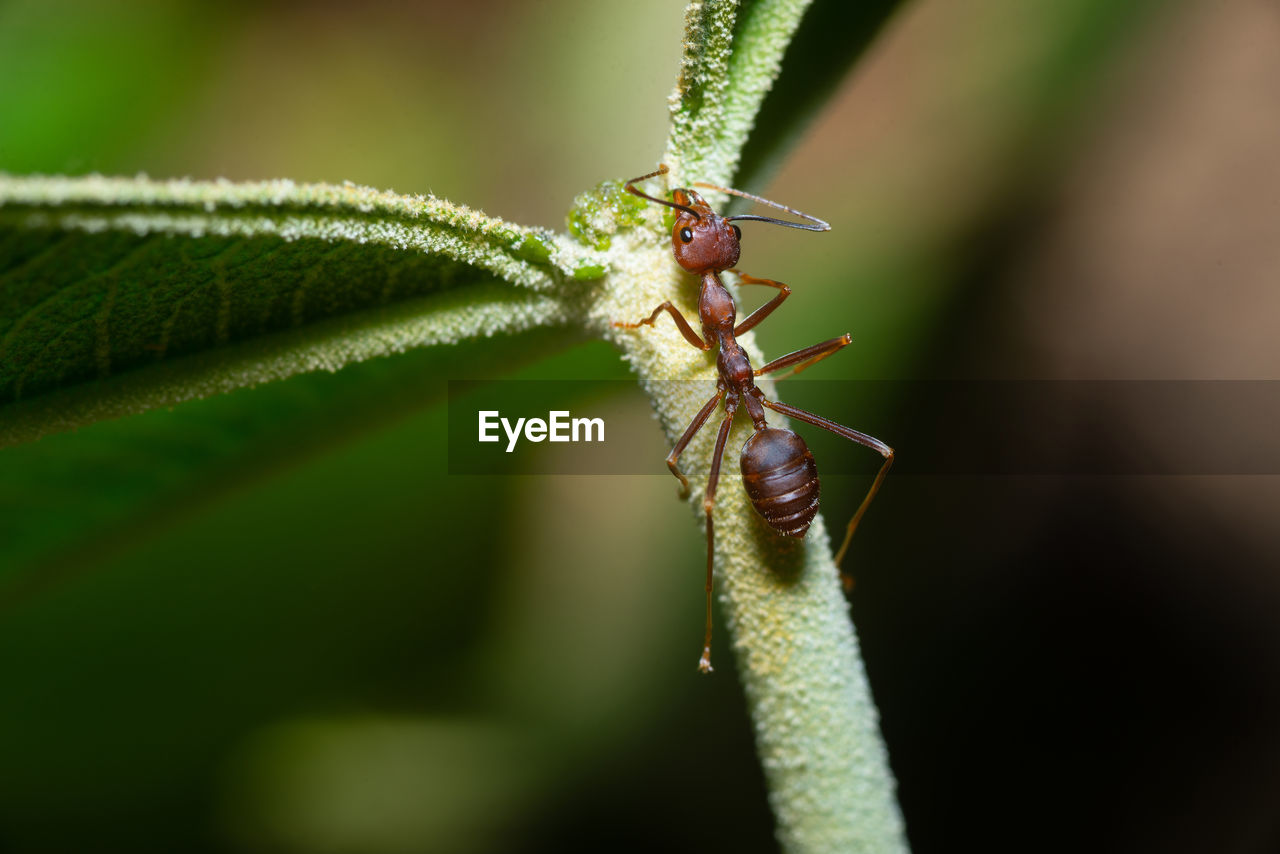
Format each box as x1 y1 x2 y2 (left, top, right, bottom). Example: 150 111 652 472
698 275 737 337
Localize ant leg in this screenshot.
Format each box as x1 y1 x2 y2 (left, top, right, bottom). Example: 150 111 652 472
698 407 737 673
755 334 851 379
832 452 893 575
730 271 791 337
613 302 711 351
667 389 725 498
762 399 894 590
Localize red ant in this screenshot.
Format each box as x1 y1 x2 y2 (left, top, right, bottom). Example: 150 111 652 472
615 165 893 673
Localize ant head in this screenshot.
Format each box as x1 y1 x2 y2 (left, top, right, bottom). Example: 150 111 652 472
669 188 741 274
625 165 829 275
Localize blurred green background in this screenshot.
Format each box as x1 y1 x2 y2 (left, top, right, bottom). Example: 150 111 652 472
2 0 1279 852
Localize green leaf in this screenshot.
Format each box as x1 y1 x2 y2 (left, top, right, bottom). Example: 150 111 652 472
0 326 578 592
604 4 911 850
663 0 742 186
664 0 862 191
0 175 605 444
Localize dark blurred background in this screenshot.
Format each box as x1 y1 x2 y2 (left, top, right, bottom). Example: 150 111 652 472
1 0 1278 851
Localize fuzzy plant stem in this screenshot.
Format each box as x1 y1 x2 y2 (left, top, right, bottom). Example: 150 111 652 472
589 226 907 852
585 1 911 848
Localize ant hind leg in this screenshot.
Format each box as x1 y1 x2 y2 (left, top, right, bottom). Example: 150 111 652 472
832 452 894 583
698 409 737 673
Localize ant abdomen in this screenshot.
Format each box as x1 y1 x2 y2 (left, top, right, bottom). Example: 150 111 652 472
740 427 820 538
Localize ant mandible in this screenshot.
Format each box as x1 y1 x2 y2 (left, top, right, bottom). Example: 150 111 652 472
614 165 894 673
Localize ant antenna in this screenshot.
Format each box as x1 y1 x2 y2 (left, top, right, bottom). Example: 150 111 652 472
625 165 702 220
693 181 830 232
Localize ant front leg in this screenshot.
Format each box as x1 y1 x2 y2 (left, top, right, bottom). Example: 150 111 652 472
666 389 725 498
729 271 791 337
762 398 894 591
697 406 737 673
755 334 852 380
613 302 710 351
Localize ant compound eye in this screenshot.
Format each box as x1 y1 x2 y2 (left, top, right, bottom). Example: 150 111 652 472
679 227 694 243
731 225 742 241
